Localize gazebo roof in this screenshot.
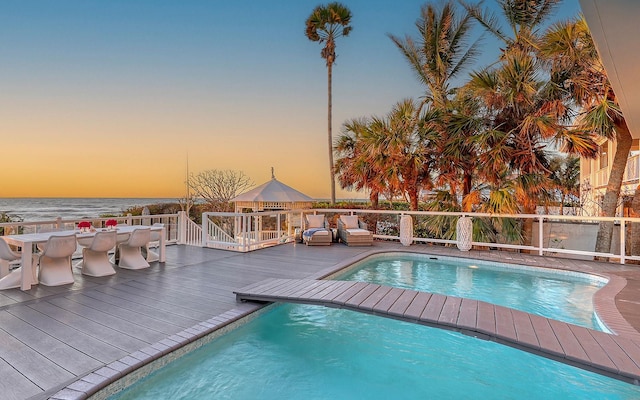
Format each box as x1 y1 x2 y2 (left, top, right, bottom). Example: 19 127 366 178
231 176 314 203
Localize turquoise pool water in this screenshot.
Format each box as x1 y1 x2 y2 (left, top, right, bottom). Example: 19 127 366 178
110 254 639 399
340 254 605 330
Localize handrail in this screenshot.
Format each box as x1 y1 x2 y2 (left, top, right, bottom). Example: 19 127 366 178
0 213 181 244
3 208 640 263
200 208 640 262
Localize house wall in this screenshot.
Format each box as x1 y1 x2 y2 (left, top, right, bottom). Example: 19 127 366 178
580 138 640 216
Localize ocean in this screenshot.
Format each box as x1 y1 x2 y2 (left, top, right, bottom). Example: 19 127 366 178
0 198 178 221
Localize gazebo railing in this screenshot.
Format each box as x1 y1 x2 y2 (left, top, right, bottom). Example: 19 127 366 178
202 210 298 252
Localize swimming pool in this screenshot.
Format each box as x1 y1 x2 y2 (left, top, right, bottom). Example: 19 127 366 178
339 253 606 331
109 254 639 399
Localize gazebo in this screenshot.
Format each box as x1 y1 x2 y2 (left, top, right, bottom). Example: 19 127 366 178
229 170 314 242
231 170 314 213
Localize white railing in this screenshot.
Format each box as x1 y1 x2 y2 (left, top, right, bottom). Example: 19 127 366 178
202 208 640 263
328 209 640 264
594 168 609 188
5 208 640 264
624 154 640 183
592 154 640 187
202 210 295 252
180 211 203 247
0 213 182 244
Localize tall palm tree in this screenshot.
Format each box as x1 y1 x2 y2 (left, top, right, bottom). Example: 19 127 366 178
388 0 481 211
389 0 480 109
540 16 628 256
305 2 352 205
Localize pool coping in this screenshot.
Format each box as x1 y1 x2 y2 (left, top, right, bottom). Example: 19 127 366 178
49 248 640 399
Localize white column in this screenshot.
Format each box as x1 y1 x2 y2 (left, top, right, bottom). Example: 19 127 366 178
399 214 413 246
456 216 472 251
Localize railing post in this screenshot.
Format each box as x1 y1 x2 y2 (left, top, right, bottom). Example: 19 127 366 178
620 220 626 264
201 213 208 247
277 213 282 240
538 216 544 256
178 211 186 245
56 217 62 231
244 214 250 252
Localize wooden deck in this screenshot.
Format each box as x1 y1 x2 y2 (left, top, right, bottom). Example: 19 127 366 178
1 241 640 399
235 278 640 384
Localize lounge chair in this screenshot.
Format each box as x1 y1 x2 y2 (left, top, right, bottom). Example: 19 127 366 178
338 215 373 246
302 214 332 246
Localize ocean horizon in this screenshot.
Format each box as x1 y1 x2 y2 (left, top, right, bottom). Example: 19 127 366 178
0 197 179 222
0 196 372 222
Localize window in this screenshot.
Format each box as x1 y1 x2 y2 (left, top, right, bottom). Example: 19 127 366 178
599 143 608 169
583 157 591 175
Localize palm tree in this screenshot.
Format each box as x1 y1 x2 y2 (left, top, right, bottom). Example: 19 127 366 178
463 0 596 246
376 99 432 210
305 2 352 205
548 155 580 214
389 1 480 109
388 0 481 211
334 118 385 208
431 89 485 211
335 99 431 211
540 16 628 256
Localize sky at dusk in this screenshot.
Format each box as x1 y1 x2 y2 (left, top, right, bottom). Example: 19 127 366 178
0 0 581 199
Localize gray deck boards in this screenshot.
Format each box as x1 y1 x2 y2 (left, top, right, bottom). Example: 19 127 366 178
0 241 639 399
235 278 640 384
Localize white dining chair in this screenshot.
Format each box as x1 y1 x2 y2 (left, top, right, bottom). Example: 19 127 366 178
144 223 164 262
36 234 78 286
79 230 117 277
118 228 151 269
0 239 38 289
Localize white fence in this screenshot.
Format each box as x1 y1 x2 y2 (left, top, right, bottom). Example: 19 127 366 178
0 213 186 245
201 209 640 263
202 210 297 252
4 208 640 264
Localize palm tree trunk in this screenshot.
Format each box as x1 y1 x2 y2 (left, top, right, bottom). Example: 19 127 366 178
462 173 472 212
595 122 633 257
369 190 379 209
521 203 535 252
327 62 336 205
408 189 419 211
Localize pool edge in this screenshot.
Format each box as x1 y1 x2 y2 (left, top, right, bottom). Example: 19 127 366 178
49 248 640 399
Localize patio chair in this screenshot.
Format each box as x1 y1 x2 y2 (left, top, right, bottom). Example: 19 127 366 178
302 214 331 246
337 215 373 246
142 223 164 262
118 227 151 269
36 234 78 286
79 230 117 277
0 239 38 289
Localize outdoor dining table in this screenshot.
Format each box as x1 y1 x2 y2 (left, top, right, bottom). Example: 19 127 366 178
1 224 166 291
